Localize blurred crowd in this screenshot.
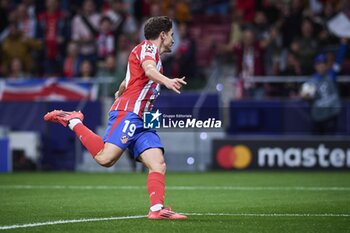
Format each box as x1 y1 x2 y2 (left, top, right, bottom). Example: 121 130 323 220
0 0 195 88
215 0 350 98
0 0 349 97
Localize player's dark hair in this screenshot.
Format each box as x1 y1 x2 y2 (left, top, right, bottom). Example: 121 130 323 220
144 16 172 40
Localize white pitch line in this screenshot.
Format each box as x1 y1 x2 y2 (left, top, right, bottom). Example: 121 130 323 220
184 213 350 217
0 185 350 191
1 212 350 230
0 215 145 230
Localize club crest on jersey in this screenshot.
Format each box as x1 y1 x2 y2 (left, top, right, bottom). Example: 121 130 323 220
120 135 129 144
145 44 154 53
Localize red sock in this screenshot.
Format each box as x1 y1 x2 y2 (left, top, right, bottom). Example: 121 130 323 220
73 123 104 157
147 172 165 207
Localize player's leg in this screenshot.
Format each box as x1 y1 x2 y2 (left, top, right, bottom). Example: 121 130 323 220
69 120 124 167
93 142 124 167
133 131 187 219
141 148 166 174
43 110 124 167
140 148 166 210
140 148 187 219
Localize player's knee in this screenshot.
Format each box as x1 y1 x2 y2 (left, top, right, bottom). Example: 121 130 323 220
150 161 166 174
161 162 167 174
99 160 114 168
95 154 115 168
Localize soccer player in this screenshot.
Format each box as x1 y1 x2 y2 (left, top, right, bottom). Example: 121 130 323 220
44 16 187 220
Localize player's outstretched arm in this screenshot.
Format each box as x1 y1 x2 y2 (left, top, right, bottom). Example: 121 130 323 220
142 60 187 94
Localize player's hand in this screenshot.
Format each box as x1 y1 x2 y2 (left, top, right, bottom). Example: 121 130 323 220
165 77 187 94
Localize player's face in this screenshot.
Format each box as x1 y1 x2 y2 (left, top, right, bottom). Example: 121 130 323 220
162 28 174 53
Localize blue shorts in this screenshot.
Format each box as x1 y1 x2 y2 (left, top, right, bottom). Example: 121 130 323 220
103 110 164 160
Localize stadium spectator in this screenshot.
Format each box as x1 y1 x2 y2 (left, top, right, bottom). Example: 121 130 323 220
21 0 36 19
300 38 348 135
101 0 113 13
252 11 269 41
220 8 244 54
315 3 339 50
37 0 68 76
97 54 117 77
339 0 350 11
0 9 18 43
232 27 278 98
115 34 133 81
234 28 264 97
280 51 302 97
252 11 282 75
280 0 304 49
174 0 192 23
259 0 282 25
133 0 152 24
17 3 36 38
63 41 80 78
7 57 29 79
293 18 320 75
280 51 302 77
71 0 101 73
104 0 137 48
97 55 120 96
79 59 94 80
1 23 41 76
321 2 337 20
101 33 135 95
235 0 256 23
96 16 115 61
174 23 197 80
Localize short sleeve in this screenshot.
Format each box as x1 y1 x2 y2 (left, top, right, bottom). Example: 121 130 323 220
140 42 157 64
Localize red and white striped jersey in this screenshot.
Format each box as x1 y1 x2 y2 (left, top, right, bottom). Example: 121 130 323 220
110 40 162 118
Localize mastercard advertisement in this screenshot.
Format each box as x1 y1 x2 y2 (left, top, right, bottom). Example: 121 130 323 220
213 138 350 170
215 145 252 169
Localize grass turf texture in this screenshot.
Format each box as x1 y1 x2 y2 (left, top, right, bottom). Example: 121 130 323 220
0 172 349 233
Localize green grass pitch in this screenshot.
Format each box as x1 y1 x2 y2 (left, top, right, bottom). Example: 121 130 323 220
0 172 349 233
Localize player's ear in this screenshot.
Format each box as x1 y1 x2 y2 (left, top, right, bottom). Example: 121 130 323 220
160 31 165 40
